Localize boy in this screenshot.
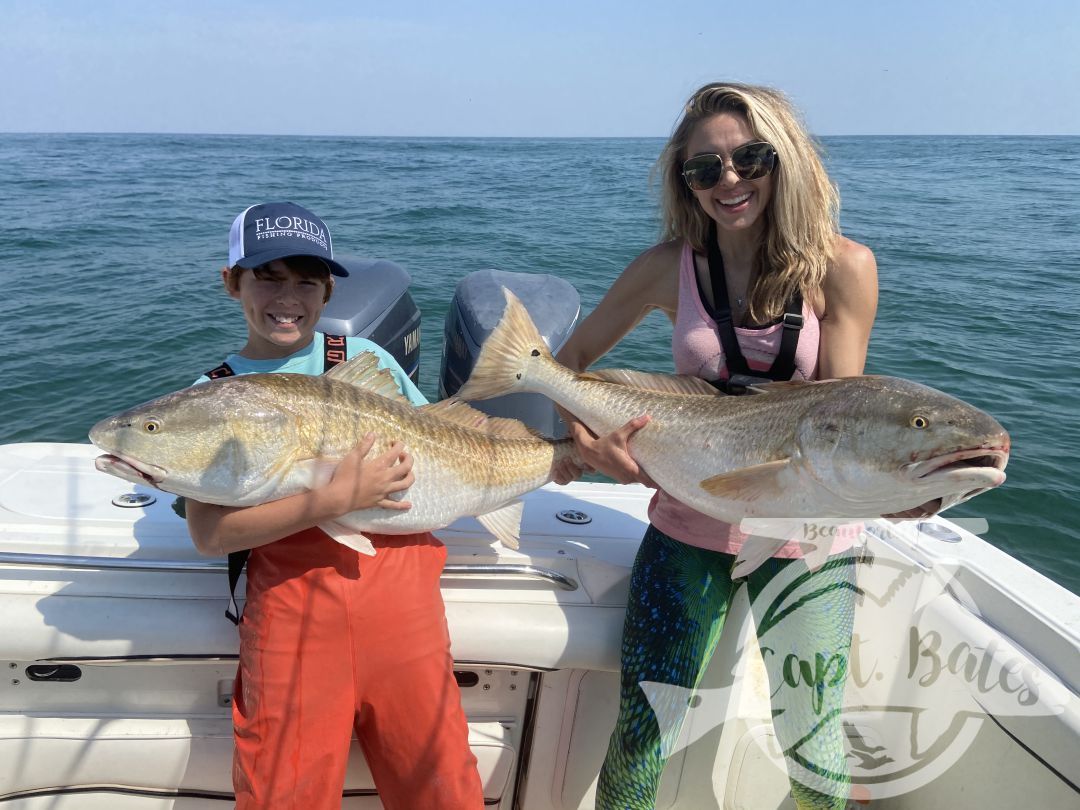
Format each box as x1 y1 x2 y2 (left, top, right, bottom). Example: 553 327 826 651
185 201 483 809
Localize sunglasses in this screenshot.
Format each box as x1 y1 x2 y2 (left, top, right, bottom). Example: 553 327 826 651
681 142 778 190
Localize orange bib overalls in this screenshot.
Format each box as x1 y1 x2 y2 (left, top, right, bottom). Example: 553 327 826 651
231 528 483 809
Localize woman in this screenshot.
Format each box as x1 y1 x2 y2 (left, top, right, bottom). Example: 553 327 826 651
555 83 877 809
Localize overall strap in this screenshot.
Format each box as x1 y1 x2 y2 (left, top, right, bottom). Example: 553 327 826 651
705 225 752 378
199 359 247 623
223 333 347 625
767 295 805 381
225 551 249 625
203 362 236 380
323 333 347 371
704 223 803 389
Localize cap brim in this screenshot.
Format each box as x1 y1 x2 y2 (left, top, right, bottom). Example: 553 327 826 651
233 249 349 277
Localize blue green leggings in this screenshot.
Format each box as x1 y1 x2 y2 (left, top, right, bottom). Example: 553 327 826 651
596 525 857 810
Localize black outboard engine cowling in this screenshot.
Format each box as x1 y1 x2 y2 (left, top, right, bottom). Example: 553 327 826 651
316 256 421 384
441 269 580 438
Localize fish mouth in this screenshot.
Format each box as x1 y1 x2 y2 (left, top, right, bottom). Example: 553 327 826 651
94 453 167 488
895 445 1009 517
908 446 1009 481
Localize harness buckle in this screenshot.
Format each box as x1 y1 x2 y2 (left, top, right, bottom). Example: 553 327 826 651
722 373 775 396
782 312 804 330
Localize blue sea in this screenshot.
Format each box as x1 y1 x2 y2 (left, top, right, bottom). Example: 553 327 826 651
2 134 1078 595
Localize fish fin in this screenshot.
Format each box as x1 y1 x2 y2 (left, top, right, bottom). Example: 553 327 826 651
293 458 340 490
731 535 791 579
582 369 721 396
421 399 543 439
324 351 412 403
476 499 524 550
318 521 377 556
699 459 791 501
744 379 835 394
456 289 550 401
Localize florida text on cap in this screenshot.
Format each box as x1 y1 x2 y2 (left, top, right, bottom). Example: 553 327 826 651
228 202 350 277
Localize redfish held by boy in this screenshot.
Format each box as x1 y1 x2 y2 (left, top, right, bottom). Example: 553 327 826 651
456 290 1010 576
89 352 575 554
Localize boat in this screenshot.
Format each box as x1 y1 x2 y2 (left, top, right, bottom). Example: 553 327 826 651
1 266 1077 809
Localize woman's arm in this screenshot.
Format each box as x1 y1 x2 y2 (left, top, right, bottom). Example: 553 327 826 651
552 243 679 486
817 237 879 379
557 242 679 372
186 435 414 556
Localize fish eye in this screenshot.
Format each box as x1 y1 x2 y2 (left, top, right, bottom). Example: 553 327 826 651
910 415 930 429
143 418 162 433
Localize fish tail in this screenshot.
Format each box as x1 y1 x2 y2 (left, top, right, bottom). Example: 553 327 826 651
548 437 579 479
457 288 556 401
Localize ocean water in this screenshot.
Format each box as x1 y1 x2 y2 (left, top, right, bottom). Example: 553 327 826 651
2 134 1078 595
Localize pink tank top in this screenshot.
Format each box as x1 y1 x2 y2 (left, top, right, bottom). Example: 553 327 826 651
647 241 854 558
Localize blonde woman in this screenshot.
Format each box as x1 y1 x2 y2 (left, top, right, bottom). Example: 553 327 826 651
555 83 877 809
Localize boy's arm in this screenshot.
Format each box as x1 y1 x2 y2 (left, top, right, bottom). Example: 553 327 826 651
187 435 414 556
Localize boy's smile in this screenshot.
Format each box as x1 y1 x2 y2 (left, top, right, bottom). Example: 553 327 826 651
226 258 333 359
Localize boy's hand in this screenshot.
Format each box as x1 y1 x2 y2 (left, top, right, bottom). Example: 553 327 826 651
326 433 415 514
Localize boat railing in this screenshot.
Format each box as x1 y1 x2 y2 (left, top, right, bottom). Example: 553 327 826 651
0 551 579 591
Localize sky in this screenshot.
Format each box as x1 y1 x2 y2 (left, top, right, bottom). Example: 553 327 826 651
2 0 1077 137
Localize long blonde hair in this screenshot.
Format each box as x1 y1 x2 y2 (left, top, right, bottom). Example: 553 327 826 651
660 82 839 322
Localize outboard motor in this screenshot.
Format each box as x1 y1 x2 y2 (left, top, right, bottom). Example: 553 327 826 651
441 269 580 437
316 256 421 384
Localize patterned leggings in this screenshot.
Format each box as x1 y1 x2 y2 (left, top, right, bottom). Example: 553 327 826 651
596 525 857 810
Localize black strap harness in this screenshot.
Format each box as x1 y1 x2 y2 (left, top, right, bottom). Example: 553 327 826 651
202 334 347 624
702 223 803 394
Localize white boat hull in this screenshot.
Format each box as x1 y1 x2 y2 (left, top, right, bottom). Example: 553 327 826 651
1 442 1078 808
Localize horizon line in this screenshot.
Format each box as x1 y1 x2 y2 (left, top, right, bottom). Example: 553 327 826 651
1 130 1077 139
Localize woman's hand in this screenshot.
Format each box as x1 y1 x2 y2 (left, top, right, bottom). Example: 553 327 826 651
323 433 415 513
563 416 657 488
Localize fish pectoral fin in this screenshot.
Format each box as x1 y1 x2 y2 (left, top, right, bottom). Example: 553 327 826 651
476 500 524 550
699 459 791 502
319 521 377 556
731 535 791 579
293 458 341 490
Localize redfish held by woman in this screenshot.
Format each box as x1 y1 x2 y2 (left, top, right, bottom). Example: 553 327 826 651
456 290 1010 576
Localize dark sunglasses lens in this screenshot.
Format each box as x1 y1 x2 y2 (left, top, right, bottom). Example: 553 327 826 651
683 156 725 190
731 143 777 180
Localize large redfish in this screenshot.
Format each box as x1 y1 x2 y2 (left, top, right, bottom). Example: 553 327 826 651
90 352 573 554
457 290 1010 575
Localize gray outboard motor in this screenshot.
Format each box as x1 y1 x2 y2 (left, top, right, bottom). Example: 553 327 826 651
441 269 580 437
316 256 421 384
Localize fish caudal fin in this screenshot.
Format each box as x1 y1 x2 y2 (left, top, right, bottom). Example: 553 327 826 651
319 521 377 556
476 499 524 550
456 289 552 402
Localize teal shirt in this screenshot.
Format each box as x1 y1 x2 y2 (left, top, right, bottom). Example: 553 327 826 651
193 332 428 405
